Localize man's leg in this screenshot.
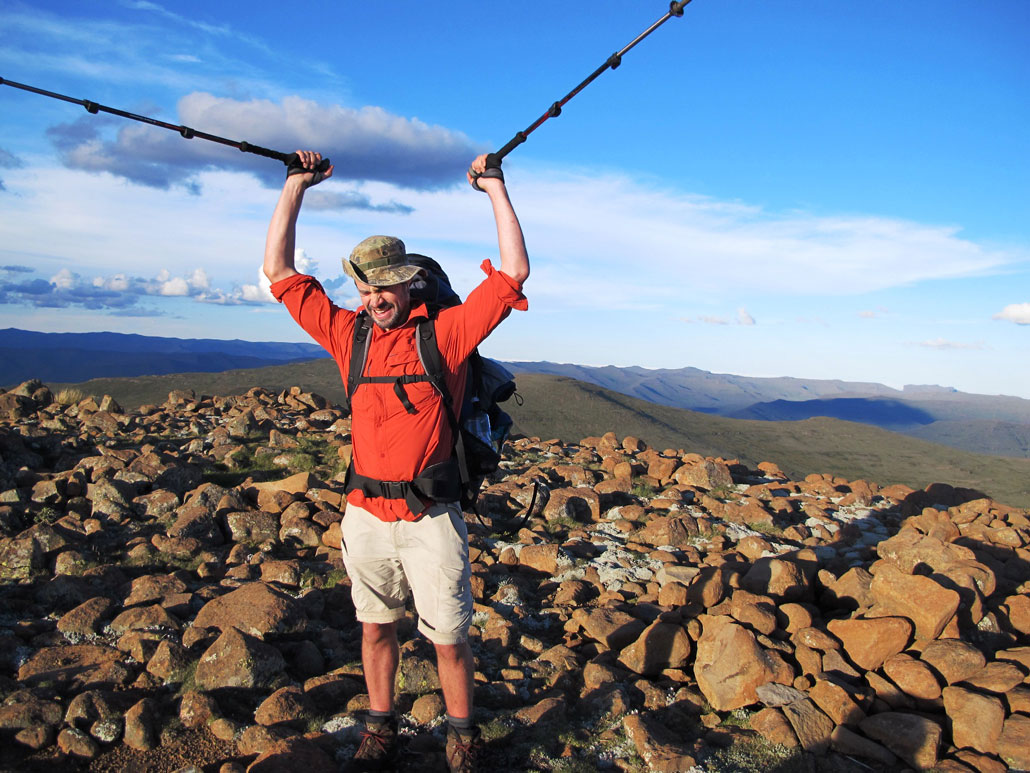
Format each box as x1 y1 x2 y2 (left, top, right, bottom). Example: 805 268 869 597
362 621 400 712
434 640 475 719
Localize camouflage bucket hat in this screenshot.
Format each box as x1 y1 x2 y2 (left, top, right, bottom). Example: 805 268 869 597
343 235 424 287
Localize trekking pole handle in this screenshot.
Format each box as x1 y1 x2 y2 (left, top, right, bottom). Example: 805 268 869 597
282 151 332 175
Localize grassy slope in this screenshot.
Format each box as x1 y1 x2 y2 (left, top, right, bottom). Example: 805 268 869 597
49 363 1030 508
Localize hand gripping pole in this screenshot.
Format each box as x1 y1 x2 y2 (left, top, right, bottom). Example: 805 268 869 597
493 0 693 161
0 76 330 174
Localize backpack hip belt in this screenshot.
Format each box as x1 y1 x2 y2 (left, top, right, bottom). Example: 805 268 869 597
344 458 463 516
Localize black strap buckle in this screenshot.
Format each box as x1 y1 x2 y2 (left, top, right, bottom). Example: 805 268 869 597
381 481 407 500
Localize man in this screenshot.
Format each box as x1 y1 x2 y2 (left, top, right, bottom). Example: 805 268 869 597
263 150 529 772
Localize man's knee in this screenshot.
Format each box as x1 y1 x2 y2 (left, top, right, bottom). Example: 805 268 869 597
362 621 398 644
433 640 471 664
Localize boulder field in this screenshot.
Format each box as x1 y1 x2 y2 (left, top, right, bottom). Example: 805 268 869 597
0 379 1028 772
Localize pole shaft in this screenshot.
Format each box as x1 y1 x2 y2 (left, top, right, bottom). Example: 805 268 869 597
493 1 691 161
1 76 301 166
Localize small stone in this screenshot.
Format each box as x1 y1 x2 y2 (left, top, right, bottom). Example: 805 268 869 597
57 726 99 759
750 707 798 747
410 693 445 724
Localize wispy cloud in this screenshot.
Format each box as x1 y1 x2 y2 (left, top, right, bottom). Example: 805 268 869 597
913 338 987 351
305 190 415 214
993 302 1030 325
502 170 1027 305
0 147 24 192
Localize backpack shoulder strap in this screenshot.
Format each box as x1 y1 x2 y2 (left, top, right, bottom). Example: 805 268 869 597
414 317 452 410
344 311 374 410
414 317 472 489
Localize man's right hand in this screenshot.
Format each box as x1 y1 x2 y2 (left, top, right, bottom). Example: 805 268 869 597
286 150 334 187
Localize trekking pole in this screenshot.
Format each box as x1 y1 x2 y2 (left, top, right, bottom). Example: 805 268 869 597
481 0 693 175
0 76 330 175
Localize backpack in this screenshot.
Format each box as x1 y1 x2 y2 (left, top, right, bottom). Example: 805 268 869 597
342 254 518 512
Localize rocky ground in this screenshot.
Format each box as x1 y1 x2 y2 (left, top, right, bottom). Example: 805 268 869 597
0 378 1028 773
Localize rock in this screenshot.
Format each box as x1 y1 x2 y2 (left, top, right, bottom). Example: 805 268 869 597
883 653 943 701
826 616 912 671
226 511 281 545
694 615 794 711
254 686 315 729
192 582 307 638
859 712 942 770
110 603 181 634
998 714 1030 771
750 707 798 747
942 685 1005 755
238 725 295 757
17 645 130 690
0 692 63 729
57 726 99 758
246 735 336 773
960 661 1027 694
515 696 566 725
195 628 287 690
622 713 697 772
869 563 960 640
124 698 157 751
617 621 691 675
575 608 647 651
808 678 866 725
519 543 561 574
755 683 807 708
146 640 192 683
920 639 986 684
781 698 834 754
740 557 809 601
829 726 897 765
410 693 445 724
180 691 220 729
0 537 45 581
673 459 732 490
542 487 600 522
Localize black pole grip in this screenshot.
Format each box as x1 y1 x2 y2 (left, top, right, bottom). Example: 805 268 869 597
284 152 332 176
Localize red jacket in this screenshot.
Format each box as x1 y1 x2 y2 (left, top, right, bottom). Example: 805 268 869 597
271 260 527 522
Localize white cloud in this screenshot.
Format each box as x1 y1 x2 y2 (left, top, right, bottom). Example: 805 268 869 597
737 308 756 326
188 268 210 290
159 276 190 296
50 268 76 290
993 303 1030 325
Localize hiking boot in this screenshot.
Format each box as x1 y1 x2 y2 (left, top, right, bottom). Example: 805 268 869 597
444 725 482 773
346 714 398 772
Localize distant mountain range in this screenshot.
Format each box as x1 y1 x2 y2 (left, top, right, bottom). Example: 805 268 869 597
4 329 1028 461
506 362 1030 459
0 328 328 385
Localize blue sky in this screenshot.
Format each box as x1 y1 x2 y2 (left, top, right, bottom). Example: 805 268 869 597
1 0 1028 397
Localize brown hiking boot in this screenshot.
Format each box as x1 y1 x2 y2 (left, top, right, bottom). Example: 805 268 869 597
346 715 398 772
444 725 482 773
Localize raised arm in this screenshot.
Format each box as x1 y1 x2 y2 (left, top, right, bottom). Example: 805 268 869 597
467 154 529 285
263 150 333 284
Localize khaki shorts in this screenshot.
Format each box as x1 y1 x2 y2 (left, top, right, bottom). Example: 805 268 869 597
340 501 473 645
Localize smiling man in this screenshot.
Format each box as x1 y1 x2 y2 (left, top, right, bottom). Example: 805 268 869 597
262 150 529 772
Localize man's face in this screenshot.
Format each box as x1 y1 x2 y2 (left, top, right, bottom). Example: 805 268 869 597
355 279 411 330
